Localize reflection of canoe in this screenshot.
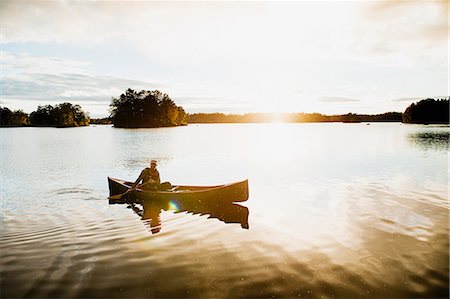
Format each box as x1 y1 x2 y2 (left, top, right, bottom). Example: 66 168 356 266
108 177 249 204
181 202 249 229
128 201 249 234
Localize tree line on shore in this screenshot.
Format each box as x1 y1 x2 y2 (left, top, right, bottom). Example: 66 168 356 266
1 94 448 127
186 112 403 123
92 97 448 125
402 98 449 124
188 98 448 124
0 102 89 127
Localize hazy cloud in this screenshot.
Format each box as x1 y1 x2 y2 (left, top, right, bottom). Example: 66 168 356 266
1 51 167 105
1 73 165 102
391 96 448 102
391 97 423 103
172 96 254 113
319 96 361 103
173 96 231 106
354 0 448 66
1 52 89 74
1 1 447 115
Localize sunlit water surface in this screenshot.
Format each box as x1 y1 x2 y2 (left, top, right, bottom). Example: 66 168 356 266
1 123 448 298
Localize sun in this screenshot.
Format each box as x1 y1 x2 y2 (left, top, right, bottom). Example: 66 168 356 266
271 112 289 123
271 113 282 123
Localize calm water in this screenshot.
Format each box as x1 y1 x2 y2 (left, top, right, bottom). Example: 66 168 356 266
1 123 448 298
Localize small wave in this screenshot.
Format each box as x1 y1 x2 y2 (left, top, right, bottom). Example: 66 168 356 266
53 187 93 195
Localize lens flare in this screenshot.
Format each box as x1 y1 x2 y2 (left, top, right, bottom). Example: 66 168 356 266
168 199 180 211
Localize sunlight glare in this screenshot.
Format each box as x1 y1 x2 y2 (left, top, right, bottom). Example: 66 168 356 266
271 113 285 123
168 199 180 211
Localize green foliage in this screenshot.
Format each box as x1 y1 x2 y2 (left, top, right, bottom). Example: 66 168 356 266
0 107 30 126
109 89 187 128
29 103 90 127
402 98 449 124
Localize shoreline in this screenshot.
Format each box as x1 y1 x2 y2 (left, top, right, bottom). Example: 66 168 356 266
2 121 450 128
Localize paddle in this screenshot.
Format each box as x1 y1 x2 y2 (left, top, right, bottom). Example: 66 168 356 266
109 178 169 200
109 186 136 200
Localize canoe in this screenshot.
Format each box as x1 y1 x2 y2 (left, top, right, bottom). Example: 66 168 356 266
108 177 249 204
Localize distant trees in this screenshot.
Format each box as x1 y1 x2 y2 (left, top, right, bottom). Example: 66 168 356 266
109 89 187 128
0 103 89 127
402 98 449 124
90 117 112 125
0 107 30 126
30 103 90 127
187 112 403 123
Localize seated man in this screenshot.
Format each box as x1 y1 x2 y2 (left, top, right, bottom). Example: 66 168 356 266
133 160 161 191
108 160 172 201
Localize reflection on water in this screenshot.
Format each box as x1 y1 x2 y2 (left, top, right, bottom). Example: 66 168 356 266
1 123 448 298
113 198 249 234
408 130 449 151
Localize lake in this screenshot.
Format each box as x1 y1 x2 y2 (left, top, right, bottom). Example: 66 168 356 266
1 123 448 298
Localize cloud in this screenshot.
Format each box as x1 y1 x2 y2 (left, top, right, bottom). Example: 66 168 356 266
319 96 361 103
1 73 164 102
0 50 253 115
2 1 446 71
0 1 129 43
391 97 424 103
0 2 364 64
353 0 448 67
1 52 90 74
0 50 252 115
1 2 447 116
171 96 255 113
391 96 449 102
0 51 168 115
173 96 230 106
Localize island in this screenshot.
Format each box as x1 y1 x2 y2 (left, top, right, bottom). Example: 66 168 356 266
0 103 89 127
109 89 187 128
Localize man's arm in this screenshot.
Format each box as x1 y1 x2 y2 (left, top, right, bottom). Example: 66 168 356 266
155 170 161 184
132 170 144 188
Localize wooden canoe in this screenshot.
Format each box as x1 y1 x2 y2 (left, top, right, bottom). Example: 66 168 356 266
108 177 249 204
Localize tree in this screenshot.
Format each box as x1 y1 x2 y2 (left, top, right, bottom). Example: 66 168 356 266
29 103 89 127
0 106 13 125
0 107 30 126
109 89 187 128
403 98 449 124
11 110 30 125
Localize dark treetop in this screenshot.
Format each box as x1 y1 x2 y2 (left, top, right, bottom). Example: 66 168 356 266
0 107 29 126
402 98 449 124
0 103 89 127
109 89 187 128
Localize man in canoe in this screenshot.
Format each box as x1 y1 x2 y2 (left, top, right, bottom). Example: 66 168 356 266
109 160 166 200
133 159 161 191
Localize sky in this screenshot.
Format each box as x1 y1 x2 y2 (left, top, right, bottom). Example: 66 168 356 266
0 0 448 118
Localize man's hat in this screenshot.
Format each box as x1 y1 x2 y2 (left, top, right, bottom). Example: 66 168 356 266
150 160 157 164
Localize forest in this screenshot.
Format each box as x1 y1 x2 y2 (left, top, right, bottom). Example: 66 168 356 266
109 89 187 128
0 103 89 127
402 98 449 124
187 112 403 123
